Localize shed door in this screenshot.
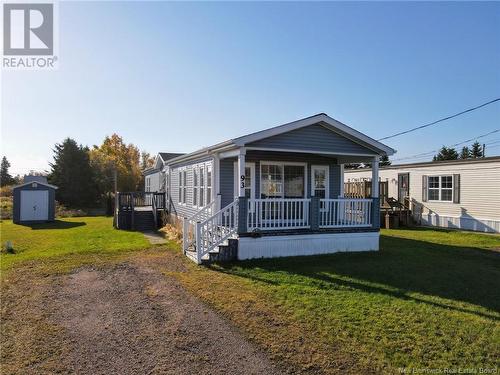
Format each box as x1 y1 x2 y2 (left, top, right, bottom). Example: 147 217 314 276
20 190 49 221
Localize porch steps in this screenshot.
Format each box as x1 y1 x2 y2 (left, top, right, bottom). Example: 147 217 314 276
134 211 156 231
186 238 238 264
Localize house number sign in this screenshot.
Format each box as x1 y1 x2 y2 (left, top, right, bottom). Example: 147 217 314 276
240 175 245 188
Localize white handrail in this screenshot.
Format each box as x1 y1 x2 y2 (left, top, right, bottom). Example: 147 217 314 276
183 199 218 255
319 198 372 228
247 198 310 231
193 199 239 264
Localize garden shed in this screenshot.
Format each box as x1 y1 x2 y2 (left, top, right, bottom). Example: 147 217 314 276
13 176 57 224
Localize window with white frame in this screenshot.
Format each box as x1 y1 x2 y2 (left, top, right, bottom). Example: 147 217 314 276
261 162 305 199
192 163 212 208
193 168 199 206
206 166 212 204
178 170 187 204
428 175 453 202
311 165 329 198
199 167 205 207
145 176 151 192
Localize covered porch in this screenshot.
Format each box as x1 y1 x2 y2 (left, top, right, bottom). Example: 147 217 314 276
230 148 381 234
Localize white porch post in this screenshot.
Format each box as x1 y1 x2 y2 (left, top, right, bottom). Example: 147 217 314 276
213 153 220 210
238 148 246 197
339 164 345 198
371 157 379 198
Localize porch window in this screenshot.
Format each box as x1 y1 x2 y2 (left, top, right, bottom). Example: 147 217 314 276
428 175 453 202
261 163 305 198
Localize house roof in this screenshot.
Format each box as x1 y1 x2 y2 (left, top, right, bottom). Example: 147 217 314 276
143 152 186 173
159 152 185 162
165 113 396 165
344 155 500 172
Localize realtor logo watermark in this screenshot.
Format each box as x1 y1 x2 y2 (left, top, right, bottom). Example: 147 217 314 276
2 2 58 69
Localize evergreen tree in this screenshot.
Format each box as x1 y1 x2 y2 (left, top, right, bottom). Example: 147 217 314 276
380 155 391 166
459 146 471 159
433 146 459 161
48 138 99 207
0 156 15 186
470 141 483 158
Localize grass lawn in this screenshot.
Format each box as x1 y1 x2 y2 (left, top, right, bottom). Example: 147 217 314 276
0 217 150 273
1 218 499 373
170 228 500 373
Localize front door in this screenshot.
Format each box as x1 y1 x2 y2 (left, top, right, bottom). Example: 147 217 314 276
234 162 255 199
398 173 410 203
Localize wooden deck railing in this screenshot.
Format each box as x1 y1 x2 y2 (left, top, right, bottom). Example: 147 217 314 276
117 192 165 211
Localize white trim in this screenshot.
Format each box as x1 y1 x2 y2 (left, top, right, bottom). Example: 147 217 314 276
234 114 395 155
245 146 377 157
260 161 308 199
14 181 58 190
339 164 345 197
219 149 241 159
311 165 329 199
427 175 453 202
238 231 379 260
233 162 256 199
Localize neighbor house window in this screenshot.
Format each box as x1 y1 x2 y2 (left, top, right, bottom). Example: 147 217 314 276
261 163 305 198
145 176 151 192
428 175 453 202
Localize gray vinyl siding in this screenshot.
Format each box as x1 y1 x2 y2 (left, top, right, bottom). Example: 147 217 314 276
219 151 342 208
169 157 213 218
247 124 378 155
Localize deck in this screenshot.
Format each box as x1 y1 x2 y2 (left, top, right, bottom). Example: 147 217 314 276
114 192 166 231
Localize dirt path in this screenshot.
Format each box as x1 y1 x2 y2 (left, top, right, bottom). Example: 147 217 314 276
55 261 285 374
2 253 286 375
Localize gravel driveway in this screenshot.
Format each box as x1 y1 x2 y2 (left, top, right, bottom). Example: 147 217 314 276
48 258 285 375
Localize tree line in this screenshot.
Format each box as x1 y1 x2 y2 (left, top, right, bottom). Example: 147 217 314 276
1 134 154 210
433 141 485 161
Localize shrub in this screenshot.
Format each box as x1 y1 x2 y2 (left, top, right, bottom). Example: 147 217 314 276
55 202 87 218
1 196 13 219
0 185 13 197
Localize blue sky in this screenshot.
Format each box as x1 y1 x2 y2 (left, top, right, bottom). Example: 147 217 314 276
2 1 499 175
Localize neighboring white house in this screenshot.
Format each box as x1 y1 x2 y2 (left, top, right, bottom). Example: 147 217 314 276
344 157 500 233
144 153 184 192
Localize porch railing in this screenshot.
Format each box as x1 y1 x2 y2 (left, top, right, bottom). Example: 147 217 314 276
319 198 372 228
184 198 238 264
247 198 310 231
117 192 166 211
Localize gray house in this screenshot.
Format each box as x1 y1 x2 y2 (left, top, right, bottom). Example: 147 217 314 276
13 176 57 224
153 113 395 263
143 153 184 192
